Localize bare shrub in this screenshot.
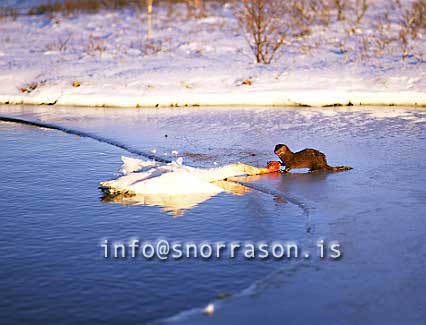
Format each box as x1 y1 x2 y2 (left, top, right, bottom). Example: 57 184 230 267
354 0 368 24
310 0 332 26
408 0 426 34
142 39 163 55
343 1 370 43
326 0 368 23
401 1 426 60
333 0 347 21
388 0 426 61
351 0 425 64
184 0 205 18
86 34 107 56
46 35 72 52
130 37 166 56
236 0 311 64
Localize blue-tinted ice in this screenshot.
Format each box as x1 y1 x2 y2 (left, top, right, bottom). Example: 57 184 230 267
0 105 425 324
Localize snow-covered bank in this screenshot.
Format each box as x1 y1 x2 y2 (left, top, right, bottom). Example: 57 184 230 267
1 2 426 108
2 86 426 108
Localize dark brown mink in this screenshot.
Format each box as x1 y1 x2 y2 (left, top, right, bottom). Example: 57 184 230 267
274 144 352 173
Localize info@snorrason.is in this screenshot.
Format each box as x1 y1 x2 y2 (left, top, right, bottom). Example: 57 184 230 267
100 239 343 261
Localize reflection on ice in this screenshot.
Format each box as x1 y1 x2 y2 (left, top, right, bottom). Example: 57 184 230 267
101 192 218 217
101 182 252 217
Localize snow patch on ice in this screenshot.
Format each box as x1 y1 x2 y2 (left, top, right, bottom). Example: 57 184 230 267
101 156 274 196
102 157 232 195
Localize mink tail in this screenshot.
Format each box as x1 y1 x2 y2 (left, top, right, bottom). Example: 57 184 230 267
326 165 353 172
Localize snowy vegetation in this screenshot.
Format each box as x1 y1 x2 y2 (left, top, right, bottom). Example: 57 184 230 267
0 0 425 107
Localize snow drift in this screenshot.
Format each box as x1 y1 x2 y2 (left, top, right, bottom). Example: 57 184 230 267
100 156 269 196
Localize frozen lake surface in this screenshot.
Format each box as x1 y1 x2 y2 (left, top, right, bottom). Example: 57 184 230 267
0 105 425 324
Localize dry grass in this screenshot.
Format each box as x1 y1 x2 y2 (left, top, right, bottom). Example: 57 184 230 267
0 6 18 20
28 0 145 15
26 0 221 16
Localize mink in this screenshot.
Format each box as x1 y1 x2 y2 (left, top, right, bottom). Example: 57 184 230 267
274 144 352 173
